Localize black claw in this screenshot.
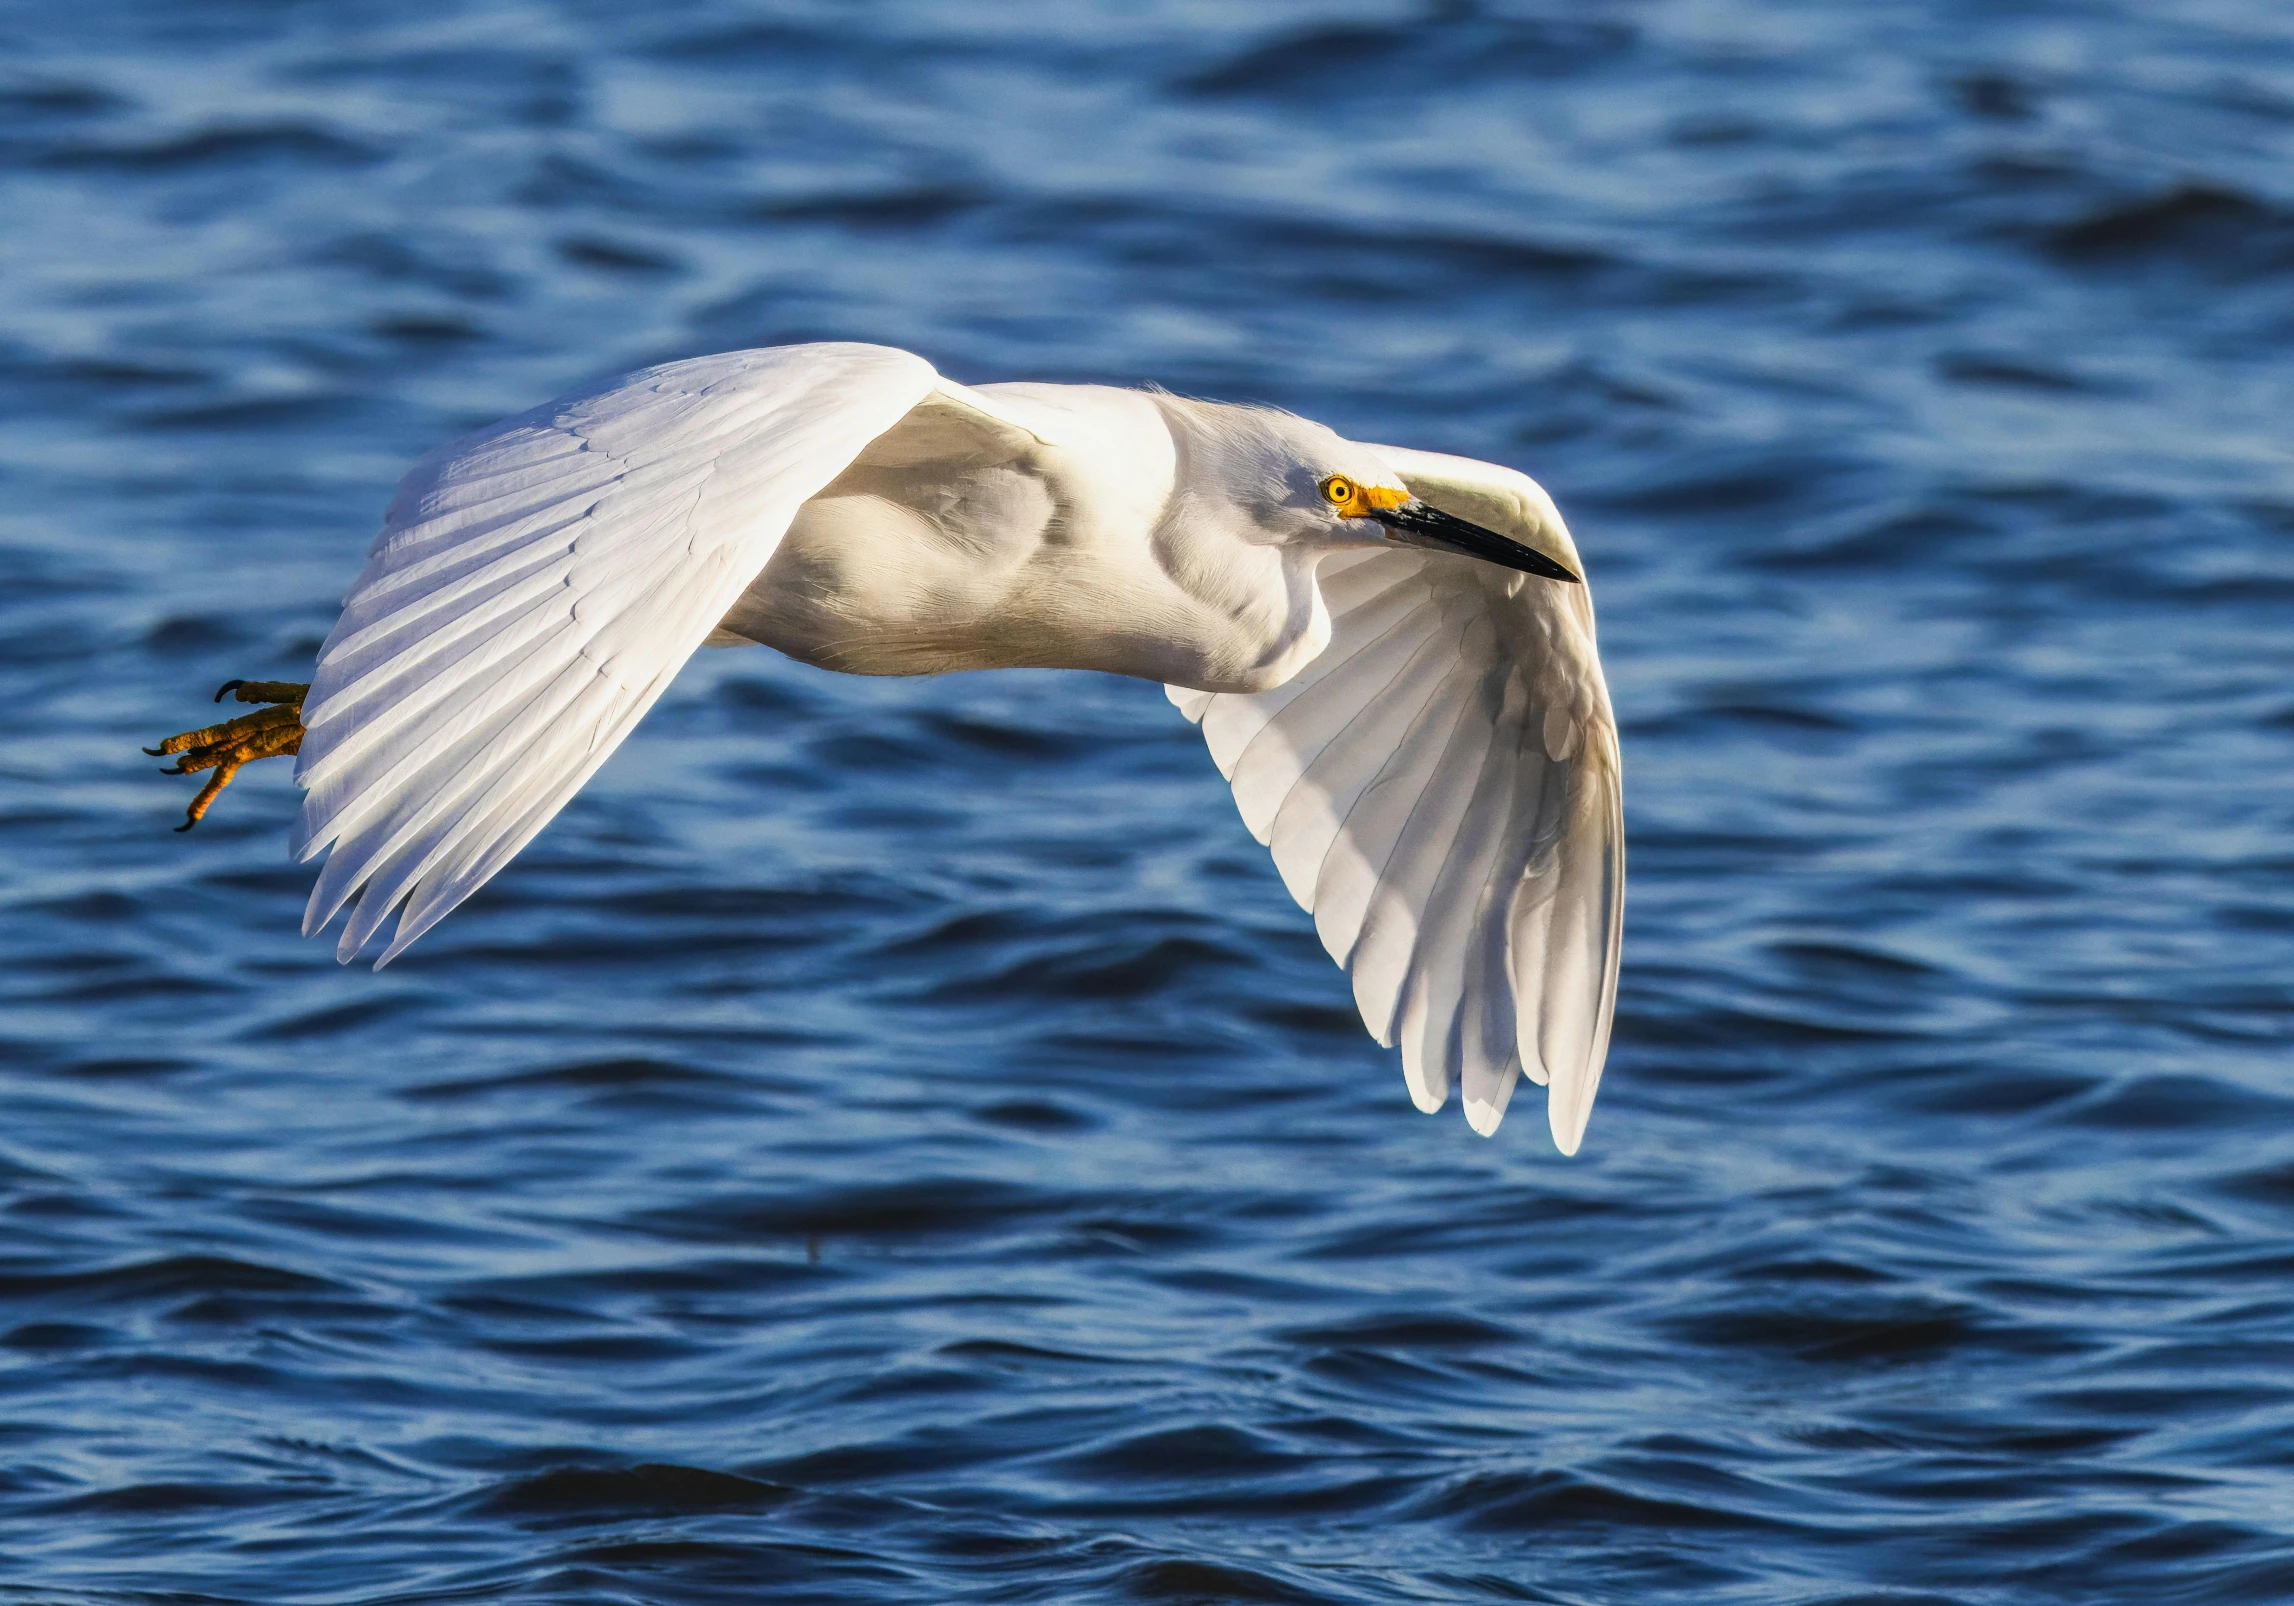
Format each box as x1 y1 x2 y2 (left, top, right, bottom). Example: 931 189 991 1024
174 818 197 833
142 744 166 756
213 679 244 703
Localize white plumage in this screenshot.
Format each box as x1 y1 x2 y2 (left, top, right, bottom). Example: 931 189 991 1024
292 342 1623 1151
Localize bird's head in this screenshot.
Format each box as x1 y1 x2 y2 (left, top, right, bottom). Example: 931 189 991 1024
1193 406 1580 584
1307 467 1579 584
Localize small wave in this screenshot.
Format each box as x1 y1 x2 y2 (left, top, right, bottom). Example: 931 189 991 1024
46 1480 319 1514
1665 1296 2012 1364
1112 1556 1340 1605
2062 1073 2294 1133
311 231 518 299
0 75 126 121
38 121 378 171
249 994 423 1041
132 393 363 433
1424 1465 1790 1535
1064 1423 1299 1482
2043 182 2294 275
474 1463 788 1520
1177 16 1634 101
405 1055 740 1102
758 184 993 230
634 1175 1079 1245
1276 1312 1515 1350
0 1254 342 1305
555 234 682 275
3 1321 114 1350
1935 352 2103 393
971 1097 1097 1132
888 906 1257 1004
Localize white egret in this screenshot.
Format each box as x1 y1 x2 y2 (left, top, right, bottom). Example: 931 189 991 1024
152 343 1622 1150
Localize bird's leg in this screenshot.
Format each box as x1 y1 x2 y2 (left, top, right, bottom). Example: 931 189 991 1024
147 680 310 832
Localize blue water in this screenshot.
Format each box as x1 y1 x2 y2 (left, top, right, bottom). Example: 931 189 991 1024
4 2 2293 1600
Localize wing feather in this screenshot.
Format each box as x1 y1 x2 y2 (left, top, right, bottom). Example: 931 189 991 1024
1165 684 1215 723
1301 587 1500 961
1225 593 1448 838
1389 676 1532 1112
1306 625 1490 978
1339 616 1506 1042
294 342 954 964
1197 554 1431 780
1165 449 1622 1152
1264 603 1470 910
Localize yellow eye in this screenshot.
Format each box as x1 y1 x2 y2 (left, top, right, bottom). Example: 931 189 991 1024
1322 475 1356 508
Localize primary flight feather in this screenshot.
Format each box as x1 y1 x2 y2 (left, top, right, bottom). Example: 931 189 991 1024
156 342 1623 1152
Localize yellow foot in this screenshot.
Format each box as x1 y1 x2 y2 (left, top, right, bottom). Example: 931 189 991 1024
148 680 310 832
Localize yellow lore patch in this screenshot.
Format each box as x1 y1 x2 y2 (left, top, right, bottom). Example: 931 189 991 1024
1318 476 1409 517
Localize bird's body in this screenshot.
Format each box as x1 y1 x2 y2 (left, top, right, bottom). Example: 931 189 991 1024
726 383 1385 693
724 385 1296 687
163 343 1623 1151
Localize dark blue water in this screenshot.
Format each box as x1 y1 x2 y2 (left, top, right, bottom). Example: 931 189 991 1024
4 2 2293 1600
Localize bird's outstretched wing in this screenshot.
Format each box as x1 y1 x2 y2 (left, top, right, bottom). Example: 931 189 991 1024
294 342 1039 966
1166 448 1622 1152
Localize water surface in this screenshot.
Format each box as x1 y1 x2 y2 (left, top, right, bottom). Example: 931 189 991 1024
3 2 2293 1601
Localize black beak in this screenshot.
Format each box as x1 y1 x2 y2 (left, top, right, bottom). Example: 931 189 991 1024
1368 499 1580 583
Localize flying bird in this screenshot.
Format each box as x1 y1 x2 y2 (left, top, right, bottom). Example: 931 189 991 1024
150 343 1623 1150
